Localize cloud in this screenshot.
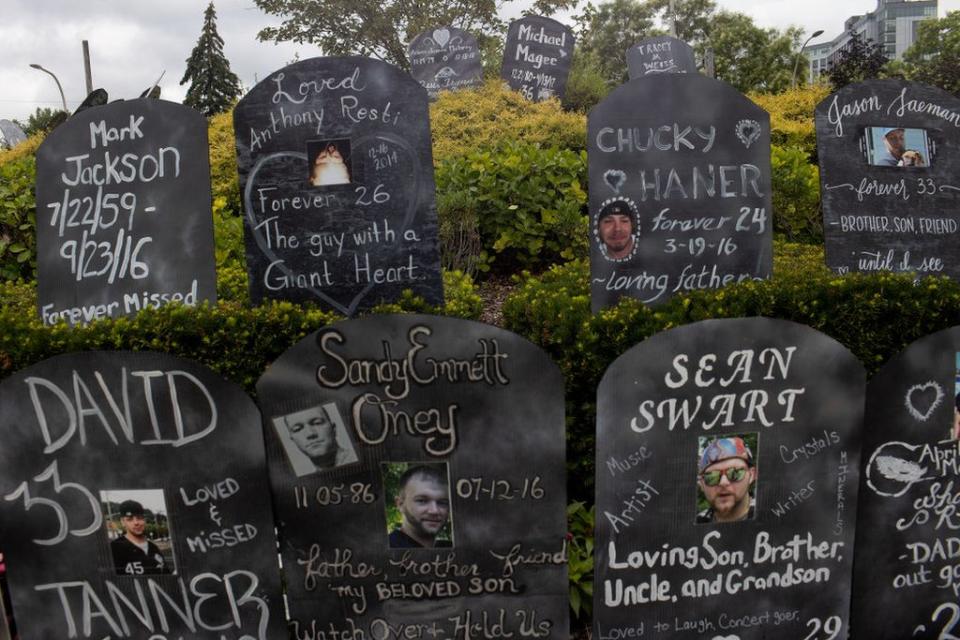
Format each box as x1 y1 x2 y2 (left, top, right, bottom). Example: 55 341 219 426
0 0 302 121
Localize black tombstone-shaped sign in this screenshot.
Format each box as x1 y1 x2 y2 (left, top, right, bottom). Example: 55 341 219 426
627 36 698 79
233 57 444 315
500 16 575 102
408 26 484 99
816 79 960 279
594 318 864 639
851 327 960 638
588 75 772 311
0 351 286 639
35 100 217 326
256 314 569 637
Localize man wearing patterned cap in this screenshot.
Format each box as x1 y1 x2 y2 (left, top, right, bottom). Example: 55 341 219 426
109 500 171 575
598 200 636 260
696 436 757 523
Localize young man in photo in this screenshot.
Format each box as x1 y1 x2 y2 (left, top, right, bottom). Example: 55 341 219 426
696 437 757 524
282 405 357 473
598 200 636 260
109 500 171 575
389 466 452 548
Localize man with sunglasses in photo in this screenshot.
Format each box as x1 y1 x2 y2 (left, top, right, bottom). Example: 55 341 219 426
696 437 757 524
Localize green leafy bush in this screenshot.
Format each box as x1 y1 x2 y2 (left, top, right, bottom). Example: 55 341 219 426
207 110 242 218
435 141 589 274
771 145 822 244
0 137 42 280
751 84 830 157
504 243 960 499
430 80 587 162
562 52 613 114
0 268 482 391
567 501 595 621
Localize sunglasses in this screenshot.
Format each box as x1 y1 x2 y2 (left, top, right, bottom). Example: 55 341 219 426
701 467 748 486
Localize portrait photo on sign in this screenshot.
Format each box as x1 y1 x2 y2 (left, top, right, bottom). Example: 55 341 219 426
307 138 353 186
101 489 176 576
696 434 759 524
382 462 454 549
273 402 359 477
863 126 933 168
595 197 640 262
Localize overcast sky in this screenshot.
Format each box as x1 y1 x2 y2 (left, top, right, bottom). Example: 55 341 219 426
1 0 957 123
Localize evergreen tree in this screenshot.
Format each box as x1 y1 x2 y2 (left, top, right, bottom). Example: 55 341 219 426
180 3 242 116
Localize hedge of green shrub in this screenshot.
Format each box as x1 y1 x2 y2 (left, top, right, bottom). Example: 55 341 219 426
503 242 960 500
429 80 587 162
771 145 822 244
435 141 589 274
751 85 830 157
0 138 41 280
0 267 482 391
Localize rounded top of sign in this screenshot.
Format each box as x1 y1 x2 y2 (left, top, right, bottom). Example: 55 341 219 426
408 25 479 49
815 77 960 111
599 316 862 387
237 56 427 109
508 14 573 33
627 35 694 52
0 349 250 402
256 312 563 396
870 324 960 383
588 72 766 121
37 98 205 152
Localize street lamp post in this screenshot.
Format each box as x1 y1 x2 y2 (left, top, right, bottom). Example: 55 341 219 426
29 63 68 112
792 30 825 89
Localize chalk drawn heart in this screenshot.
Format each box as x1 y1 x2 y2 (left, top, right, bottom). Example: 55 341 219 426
735 119 762 148
711 635 740 640
432 28 451 48
604 169 627 194
244 133 420 316
837 266 850 275
905 381 944 422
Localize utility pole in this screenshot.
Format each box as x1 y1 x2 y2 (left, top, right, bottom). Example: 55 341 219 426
669 0 677 37
82 40 93 95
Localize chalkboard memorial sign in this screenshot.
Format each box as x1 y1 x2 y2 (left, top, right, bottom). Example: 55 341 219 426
851 327 960 639
816 80 960 279
408 26 483 99
0 351 286 639
256 314 570 637
588 75 772 311
627 36 698 79
594 318 864 639
233 57 444 315
500 16 575 102
34 100 217 326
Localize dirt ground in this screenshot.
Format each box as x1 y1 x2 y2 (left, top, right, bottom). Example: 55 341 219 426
477 276 515 327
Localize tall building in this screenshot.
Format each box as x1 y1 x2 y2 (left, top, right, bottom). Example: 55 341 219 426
803 0 937 82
